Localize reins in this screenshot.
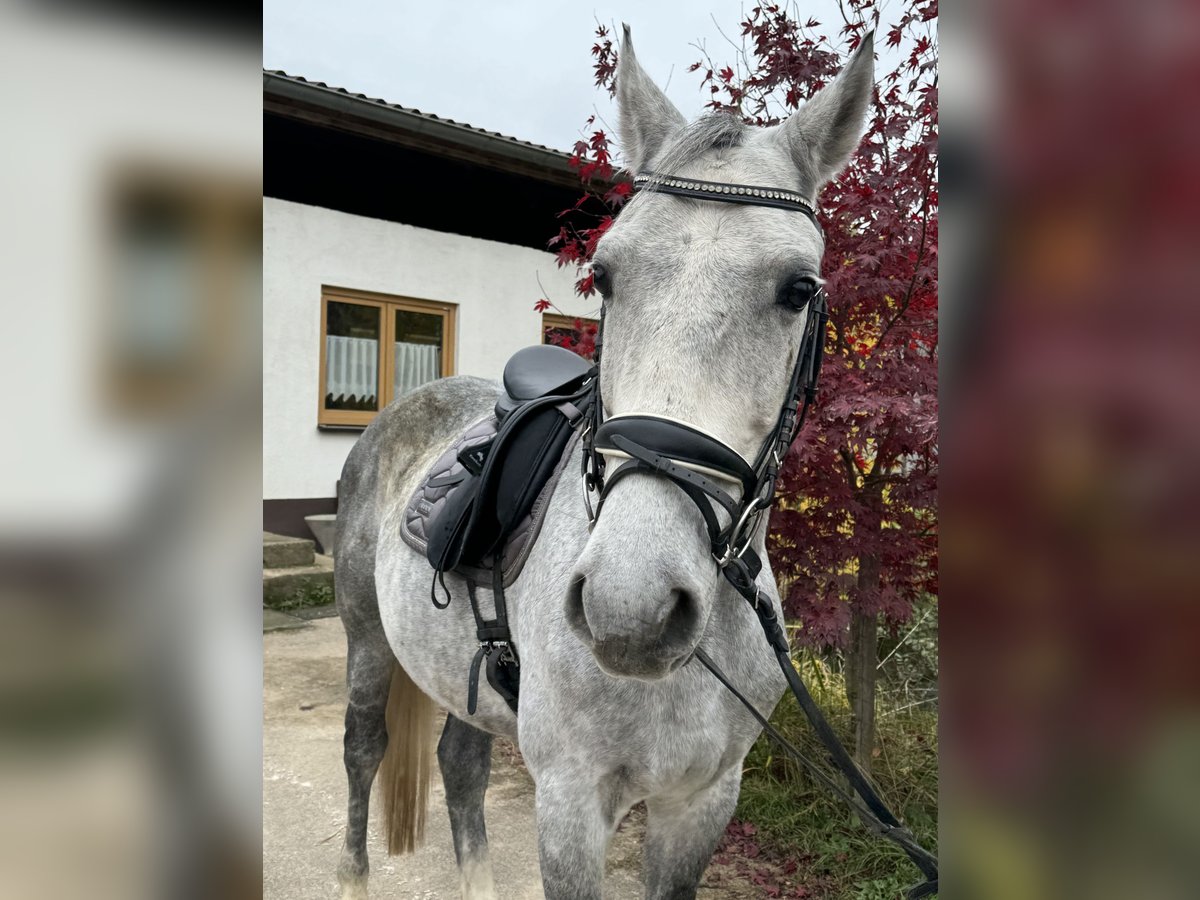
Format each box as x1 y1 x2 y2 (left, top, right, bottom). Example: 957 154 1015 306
693 646 940 898
579 172 939 899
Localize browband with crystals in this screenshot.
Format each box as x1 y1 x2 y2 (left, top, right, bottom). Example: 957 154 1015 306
632 171 822 230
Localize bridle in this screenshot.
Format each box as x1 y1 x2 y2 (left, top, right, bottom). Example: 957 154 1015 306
577 171 939 899
582 169 829 623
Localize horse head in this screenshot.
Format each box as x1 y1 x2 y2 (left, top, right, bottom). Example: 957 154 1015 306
566 26 874 680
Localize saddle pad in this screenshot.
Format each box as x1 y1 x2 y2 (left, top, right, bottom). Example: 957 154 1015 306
400 414 578 588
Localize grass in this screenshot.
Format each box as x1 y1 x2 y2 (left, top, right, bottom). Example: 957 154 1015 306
267 581 334 612
736 650 939 898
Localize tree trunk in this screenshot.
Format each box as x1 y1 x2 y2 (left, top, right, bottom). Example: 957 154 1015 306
846 555 880 775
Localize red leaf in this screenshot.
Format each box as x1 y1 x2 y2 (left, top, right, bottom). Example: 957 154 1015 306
603 180 634 206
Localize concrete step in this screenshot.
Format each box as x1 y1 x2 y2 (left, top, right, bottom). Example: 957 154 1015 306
263 608 310 632
263 553 335 611
263 531 315 569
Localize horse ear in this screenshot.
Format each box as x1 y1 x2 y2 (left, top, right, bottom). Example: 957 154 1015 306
616 24 686 173
779 32 875 189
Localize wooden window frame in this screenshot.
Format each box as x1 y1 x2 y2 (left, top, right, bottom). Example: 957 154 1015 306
318 286 457 428
106 164 259 418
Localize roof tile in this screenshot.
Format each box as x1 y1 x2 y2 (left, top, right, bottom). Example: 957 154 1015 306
263 69 571 158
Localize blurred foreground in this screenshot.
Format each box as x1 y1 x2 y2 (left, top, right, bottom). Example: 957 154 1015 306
0 5 260 898
942 0 1200 896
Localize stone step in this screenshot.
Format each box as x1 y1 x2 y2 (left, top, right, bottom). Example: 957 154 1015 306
263 553 335 611
263 531 315 569
263 608 309 632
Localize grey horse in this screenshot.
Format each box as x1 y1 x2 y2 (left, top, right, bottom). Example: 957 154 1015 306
333 26 874 900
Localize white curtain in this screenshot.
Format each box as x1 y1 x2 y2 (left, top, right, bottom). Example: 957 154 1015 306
394 341 441 397
325 336 440 405
325 335 378 404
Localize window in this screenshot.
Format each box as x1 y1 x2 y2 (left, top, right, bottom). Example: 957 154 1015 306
542 313 599 360
107 167 259 418
319 287 456 427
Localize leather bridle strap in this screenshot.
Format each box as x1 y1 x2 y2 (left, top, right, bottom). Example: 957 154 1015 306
693 646 940 899
598 434 743 555
633 172 823 234
588 288 827 567
700 586 941 898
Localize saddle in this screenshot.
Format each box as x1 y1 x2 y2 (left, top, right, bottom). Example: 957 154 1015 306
401 345 595 714
423 345 593 573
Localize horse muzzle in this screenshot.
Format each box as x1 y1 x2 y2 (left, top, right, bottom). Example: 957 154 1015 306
564 481 713 681
566 576 702 680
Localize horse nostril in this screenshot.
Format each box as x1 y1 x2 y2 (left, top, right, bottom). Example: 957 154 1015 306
659 588 701 653
564 574 592 642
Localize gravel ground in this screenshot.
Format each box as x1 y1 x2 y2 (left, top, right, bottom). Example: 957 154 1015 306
263 618 762 899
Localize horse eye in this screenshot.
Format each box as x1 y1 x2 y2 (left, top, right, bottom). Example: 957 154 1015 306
777 275 820 311
591 263 612 298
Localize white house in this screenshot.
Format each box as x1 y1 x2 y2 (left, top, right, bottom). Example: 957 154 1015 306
263 71 598 537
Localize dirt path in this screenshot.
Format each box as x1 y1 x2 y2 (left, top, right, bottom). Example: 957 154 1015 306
263 618 764 899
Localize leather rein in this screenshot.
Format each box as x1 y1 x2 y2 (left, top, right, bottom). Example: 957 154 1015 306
578 171 939 899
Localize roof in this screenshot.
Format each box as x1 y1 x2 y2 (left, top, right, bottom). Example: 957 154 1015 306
263 69 577 184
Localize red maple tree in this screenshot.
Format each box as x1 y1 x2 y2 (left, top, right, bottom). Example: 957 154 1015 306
544 1 937 766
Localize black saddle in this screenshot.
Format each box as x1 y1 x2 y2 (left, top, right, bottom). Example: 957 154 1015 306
426 345 594 575
493 344 594 422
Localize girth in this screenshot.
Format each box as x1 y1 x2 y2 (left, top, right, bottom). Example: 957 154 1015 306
420 344 596 716
464 566 520 716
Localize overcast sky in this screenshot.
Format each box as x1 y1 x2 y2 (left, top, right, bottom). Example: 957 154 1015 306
264 0 810 155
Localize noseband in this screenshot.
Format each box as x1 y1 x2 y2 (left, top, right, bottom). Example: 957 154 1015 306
577 172 939 899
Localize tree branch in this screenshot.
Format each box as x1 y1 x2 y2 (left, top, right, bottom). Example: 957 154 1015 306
869 420 897 477
878 160 933 346
831 308 855 357
839 447 864 490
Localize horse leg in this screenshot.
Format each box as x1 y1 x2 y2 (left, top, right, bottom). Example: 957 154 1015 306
534 775 620 900
335 630 393 900
437 715 498 899
642 767 742 900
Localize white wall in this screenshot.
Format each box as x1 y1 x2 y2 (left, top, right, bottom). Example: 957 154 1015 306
263 197 594 500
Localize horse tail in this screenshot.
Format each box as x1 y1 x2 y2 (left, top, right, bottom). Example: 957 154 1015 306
377 660 435 855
